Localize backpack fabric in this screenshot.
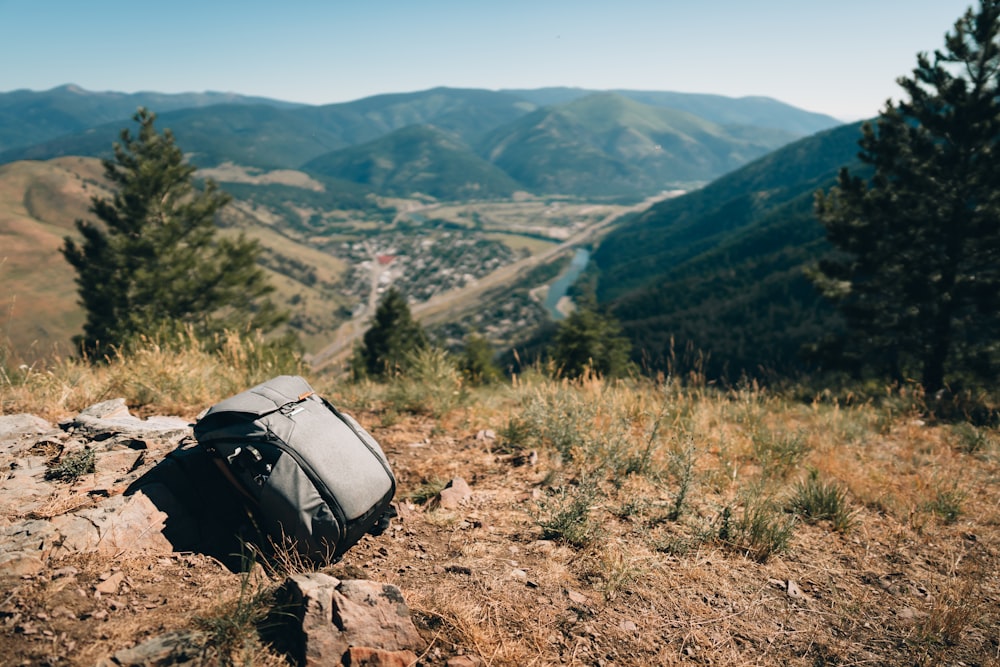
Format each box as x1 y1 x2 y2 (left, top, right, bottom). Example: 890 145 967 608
193 375 396 562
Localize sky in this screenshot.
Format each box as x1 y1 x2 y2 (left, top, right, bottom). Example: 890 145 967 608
0 0 977 122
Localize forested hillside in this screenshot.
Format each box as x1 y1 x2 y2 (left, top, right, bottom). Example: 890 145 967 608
590 121 867 377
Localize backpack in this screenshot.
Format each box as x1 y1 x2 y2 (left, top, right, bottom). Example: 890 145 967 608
193 375 396 562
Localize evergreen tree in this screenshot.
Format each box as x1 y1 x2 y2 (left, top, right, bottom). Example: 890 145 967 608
62 108 285 358
812 1 1000 393
354 288 428 378
551 295 632 379
458 333 503 385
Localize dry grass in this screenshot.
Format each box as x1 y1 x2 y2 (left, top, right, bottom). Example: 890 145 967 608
2 341 999 665
1 328 303 421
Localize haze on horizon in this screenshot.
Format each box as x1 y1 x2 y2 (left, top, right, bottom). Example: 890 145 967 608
0 0 975 122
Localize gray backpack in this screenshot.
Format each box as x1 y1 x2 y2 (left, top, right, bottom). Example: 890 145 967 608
193 375 396 562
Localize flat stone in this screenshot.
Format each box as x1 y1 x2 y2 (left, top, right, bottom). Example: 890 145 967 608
0 414 52 444
0 519 60 552
97 629 206 667
0 551 45 576
54 491 172 555
94 450 148 475
435 477 472 510
62 400 190 444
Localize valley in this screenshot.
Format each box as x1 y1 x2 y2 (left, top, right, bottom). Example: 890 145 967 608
306 192 676 370
0 84 846 374
0 154 671 367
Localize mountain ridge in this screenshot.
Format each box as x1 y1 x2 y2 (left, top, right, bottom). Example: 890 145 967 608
0 85 844 199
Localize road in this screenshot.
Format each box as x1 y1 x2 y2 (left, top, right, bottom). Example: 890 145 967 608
306 193 671 372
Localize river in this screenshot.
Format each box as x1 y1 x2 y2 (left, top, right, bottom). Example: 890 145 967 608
544 248 590 320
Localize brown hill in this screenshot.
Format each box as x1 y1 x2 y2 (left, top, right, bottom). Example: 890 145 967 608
0 158 355 360
0 157 104 357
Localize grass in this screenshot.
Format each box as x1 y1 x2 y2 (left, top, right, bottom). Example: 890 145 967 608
787 469 855 532
1 327 303 420
193 550 289 667
3 337 999 666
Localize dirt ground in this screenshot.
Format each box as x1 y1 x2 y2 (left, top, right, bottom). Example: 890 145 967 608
2 403 999 666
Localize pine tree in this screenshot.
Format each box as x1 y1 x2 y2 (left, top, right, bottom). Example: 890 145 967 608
354 288 429 378
62 108 285 358
458 333 503 385
813 1 1000 393
551 293 632 379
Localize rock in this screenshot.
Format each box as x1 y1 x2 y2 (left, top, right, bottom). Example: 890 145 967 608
274 573 423 666
0 551 45 576
97 629 205 666
95 571 126 595
786 579 807 601
79 399 133 420
51 491 172 555
0 414 52 446
94 450 148 475
344 646 420 666
447 656 484 667
0 427 251 571
434 477 472 510
474 429 496 442
62 399 190 446
897 606 928 621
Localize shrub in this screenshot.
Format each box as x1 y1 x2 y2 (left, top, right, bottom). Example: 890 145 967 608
925 486 966 525
45 447 96 482
788 470 855 532
534 481 602 548
715 492 796 563
384 347 464 416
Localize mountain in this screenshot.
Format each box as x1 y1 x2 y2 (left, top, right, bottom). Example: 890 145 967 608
0 86 841 199
480 93 802 197
0 84 302 154
0 104 350 170
0 87 536 170
303 124 522 200
325 87 537 147
503 87 843 134
589 121 868 377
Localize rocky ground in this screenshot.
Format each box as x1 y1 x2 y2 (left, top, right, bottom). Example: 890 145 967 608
1 387 999 666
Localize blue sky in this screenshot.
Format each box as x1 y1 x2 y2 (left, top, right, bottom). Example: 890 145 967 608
0 0 976 121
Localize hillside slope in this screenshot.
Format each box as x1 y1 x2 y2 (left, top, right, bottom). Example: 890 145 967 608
590 121 868 376
504 87 843 133
0 157 101 355
0 158 359 358
304 124 523 200
481 93 801 196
